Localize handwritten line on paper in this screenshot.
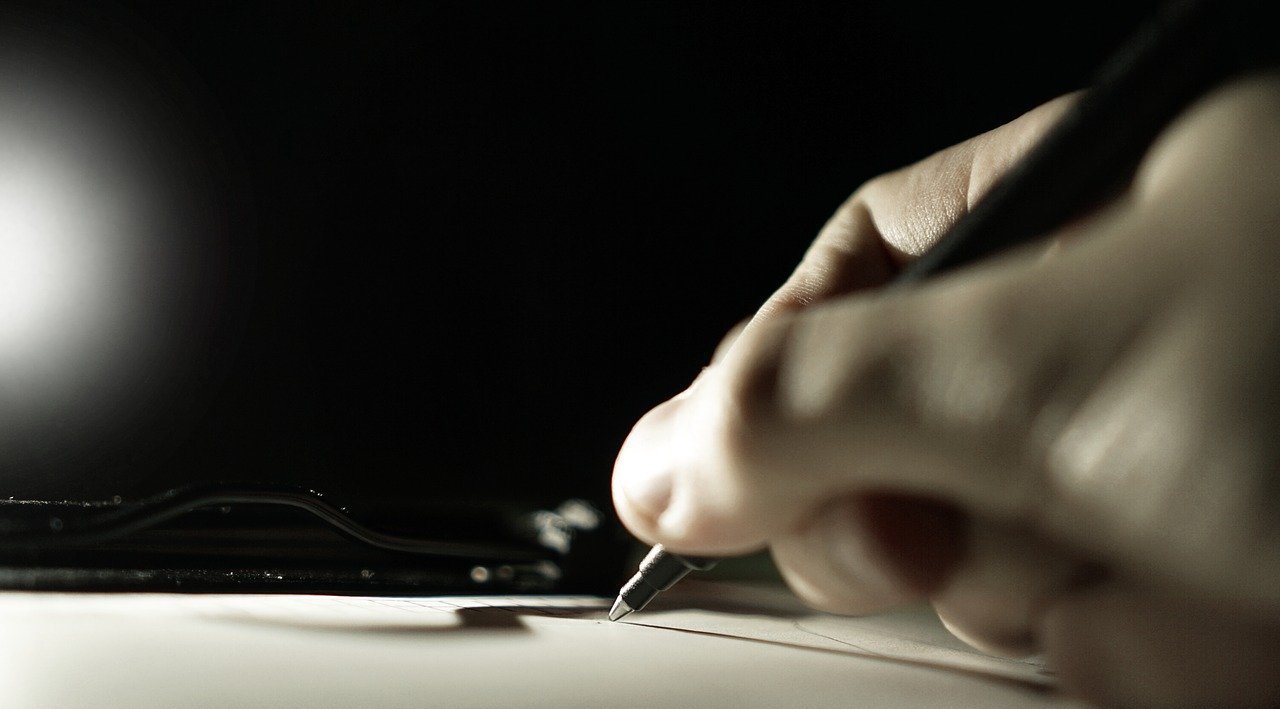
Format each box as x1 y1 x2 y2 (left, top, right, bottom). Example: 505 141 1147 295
616 580 1054 689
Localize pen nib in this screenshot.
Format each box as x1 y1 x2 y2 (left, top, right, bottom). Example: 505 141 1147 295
607 597 633 622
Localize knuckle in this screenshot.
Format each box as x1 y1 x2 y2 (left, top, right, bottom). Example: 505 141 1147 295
765 197 895 316
787 240 854 306
774 300 907 427
906 281 1083 514
825 192 873 244
919 295 1043 435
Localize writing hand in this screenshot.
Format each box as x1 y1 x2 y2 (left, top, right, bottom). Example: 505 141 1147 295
612 75 1280 708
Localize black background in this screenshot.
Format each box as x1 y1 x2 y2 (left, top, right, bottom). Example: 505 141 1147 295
2 2 1163 519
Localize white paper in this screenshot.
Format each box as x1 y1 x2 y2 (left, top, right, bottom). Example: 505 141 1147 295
0 582 1082 709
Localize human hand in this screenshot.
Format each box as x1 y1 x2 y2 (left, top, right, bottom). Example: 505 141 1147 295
611 74 1280 708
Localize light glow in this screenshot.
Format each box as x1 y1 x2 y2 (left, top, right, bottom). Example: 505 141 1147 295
0 155 112 367
0 31 182 481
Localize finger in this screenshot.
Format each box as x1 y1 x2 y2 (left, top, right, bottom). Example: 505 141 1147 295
930 518 1096 658
770 492 1096 653
612 317 794 554
1041 583 1280 709
754 92 1075 322
770 492 966 616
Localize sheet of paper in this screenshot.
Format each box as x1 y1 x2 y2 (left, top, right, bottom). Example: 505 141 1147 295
628 579 1054 687
0 583 1082 709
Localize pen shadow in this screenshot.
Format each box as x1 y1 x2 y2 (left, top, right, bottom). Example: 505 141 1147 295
210 602 609 636
640 581 810 619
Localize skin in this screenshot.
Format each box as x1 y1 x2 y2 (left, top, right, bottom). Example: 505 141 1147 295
611 73 1280 708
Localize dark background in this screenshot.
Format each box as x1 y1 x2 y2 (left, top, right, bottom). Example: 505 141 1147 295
2 2 1163 519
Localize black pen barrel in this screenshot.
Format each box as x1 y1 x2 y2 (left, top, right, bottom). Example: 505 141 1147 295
898 0 1258 284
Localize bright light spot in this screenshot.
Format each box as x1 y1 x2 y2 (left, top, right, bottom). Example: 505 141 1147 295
0 164 103 361
0 11 239 496
0 75 153 444
0 150 117 379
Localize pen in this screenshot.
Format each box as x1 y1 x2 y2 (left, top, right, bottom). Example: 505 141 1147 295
608 544 715 621
610 0 1267 622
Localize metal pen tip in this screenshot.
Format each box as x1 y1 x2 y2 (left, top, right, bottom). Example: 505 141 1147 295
607 597 633 622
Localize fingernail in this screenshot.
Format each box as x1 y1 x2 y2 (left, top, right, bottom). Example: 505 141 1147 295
807 504 902 599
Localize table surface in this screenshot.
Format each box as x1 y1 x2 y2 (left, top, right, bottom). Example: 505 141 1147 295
0 580 1087 709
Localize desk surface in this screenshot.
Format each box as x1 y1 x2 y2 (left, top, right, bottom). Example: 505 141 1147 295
0 581 1085 709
